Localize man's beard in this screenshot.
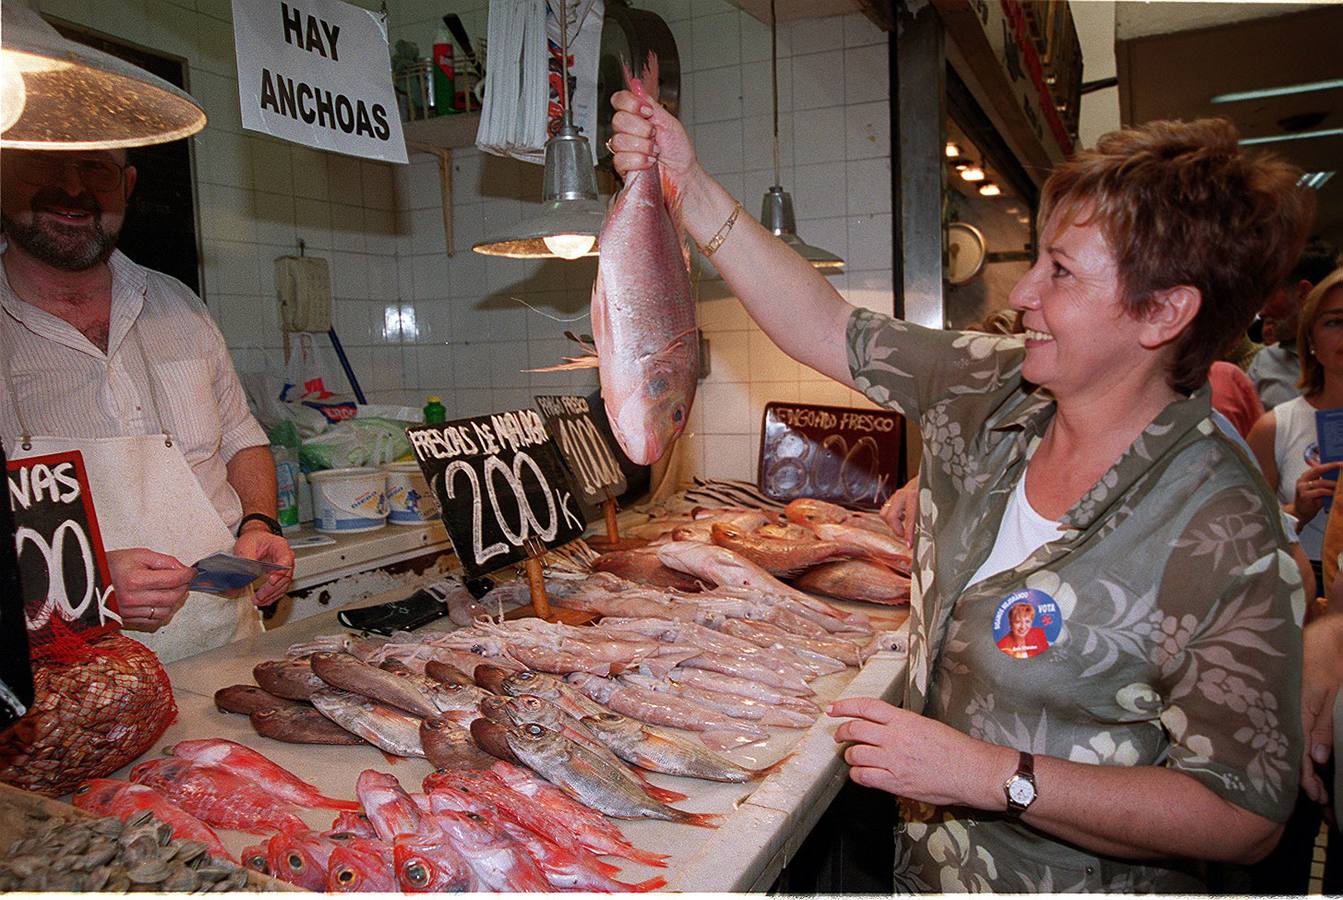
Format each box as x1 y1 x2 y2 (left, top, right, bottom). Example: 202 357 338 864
1 190 120 272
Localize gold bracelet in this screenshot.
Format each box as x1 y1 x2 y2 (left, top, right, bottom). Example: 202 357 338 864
699 202 743 258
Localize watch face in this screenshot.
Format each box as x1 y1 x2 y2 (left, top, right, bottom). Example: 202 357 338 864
1008 777 1036 806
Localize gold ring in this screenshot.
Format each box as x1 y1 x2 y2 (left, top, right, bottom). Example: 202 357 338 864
605 137 615 155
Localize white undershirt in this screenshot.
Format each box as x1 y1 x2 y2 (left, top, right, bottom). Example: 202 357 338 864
967 471 1064 587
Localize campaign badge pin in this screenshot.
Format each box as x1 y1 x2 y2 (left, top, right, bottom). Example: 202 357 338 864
992 588 1061 659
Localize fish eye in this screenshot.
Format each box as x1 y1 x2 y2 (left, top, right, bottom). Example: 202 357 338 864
287 852 305 871
74 783 91 794
599 713 620 721
673 405 685 424
336 868 356 885
523 723 546 736
246 854 268 871
520 697 541 709
516 671 535 681
405 861 431 887
467 812 484 822
329 832 353 842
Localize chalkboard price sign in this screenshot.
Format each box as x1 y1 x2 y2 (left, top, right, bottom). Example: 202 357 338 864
407 409 587 579
758 402 903 510
534 395 627 509
7 450 121 644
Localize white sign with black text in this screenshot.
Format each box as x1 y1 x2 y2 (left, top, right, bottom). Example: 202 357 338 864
232 0 408 163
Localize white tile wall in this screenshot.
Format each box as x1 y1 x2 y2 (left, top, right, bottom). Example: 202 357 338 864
40 0 891 483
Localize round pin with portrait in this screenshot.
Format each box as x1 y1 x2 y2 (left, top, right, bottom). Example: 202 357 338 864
992 589 1062 659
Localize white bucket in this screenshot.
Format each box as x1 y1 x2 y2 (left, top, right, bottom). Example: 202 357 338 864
383 461 438 525
309 467 388 533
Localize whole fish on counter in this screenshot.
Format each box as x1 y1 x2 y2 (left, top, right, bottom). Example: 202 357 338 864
253 657 327 700
583 711 792 783
214 683 305 716
809 522 913 572
666 665 824 712
393 831 480 892
591 548 707 591
250 828 352 890
417 807 552 892
420 715 499 770
167 738 359 811
72 778 233 862
620 672 816 728
655 540 871 632
479 665 610 721
327 836 397 892
708 522 852 576
127 757 309 834
249 706 367 745
567 672 769 750
473 719 719 827
588 54 698 465
793 558 912 605
311 652 441 718
310 688 427 758
783 496 897 535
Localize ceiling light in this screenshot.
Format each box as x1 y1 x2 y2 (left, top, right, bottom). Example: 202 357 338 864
757 0 842 271
472 0 603 259
1212 78 1343 105
1299 171 1336 190
960 165 985 182
944 141 961 158
1238 127 1343 147
978 182 1001 197
2 1 206 148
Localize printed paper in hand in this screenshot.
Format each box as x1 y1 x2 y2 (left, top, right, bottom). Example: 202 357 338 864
191 553 288 595
1315 407 1343 512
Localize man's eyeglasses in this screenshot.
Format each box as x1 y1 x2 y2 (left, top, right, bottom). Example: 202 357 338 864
8 154 126 192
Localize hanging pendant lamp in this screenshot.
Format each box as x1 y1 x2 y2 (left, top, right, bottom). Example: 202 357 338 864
473 0 603 259
759 0 843 270
1 0 206 148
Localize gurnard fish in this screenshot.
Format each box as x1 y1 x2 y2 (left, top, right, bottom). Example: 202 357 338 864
583 711 791 783
309 688 427 758
250 706 367 745
568 671 770 750
72 778 233 861
656 540 871 631
488 761 670 868
591 53 697 465
709 522 852 576
253 657 327 700
326 837 396 892
782 496 897 533
127 756 308 834
310 651 441 718
167 738 359 810
423 773 666 892
214 683 305 715
793 558 912 605
253 828 354 890
591 549 707 591
473 718 719 826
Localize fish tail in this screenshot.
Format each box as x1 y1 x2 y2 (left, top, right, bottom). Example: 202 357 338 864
674 809 722 829
615 845 671 868
620 51 660 103
320 797 363 811
640 781 690 804
750 751 796 780
621 875 670 892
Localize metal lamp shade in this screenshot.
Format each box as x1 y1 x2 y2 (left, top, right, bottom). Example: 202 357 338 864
760 186 844 270
473 121 605 258
1 1 206 149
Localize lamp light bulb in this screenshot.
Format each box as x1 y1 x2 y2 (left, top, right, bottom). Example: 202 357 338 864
960 166 985 183
978 182 1001 196
944 141 961 158
543 233 596 259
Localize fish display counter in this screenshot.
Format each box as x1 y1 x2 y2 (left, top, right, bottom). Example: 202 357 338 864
97 575 907 892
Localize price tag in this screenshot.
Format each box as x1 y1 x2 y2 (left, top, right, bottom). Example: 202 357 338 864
407 408 587 579
7 450 121 648
534 395 627 513
758 402 903 510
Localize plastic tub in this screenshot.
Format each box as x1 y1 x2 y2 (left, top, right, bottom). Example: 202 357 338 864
382 461 439 525
308 467 388 533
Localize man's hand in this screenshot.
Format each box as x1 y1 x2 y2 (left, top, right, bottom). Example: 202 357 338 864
108 548 193 631
1300 615 1343 803
233 526 294 607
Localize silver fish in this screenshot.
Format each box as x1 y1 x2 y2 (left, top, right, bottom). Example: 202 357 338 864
309 688 426 758
583 711 790 783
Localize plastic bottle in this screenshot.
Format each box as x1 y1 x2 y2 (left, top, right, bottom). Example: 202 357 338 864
431 27 455 116
423 395 447 423
271 445 301 532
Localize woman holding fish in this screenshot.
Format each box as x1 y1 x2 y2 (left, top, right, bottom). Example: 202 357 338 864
609 88 1312 891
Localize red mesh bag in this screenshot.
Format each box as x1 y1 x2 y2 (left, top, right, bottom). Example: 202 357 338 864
5 452 178 796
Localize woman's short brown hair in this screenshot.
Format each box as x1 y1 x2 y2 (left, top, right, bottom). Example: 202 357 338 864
1039 118 1314 395
1297 267 1343 396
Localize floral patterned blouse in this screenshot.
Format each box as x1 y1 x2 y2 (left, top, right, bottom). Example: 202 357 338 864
847 309 1304 893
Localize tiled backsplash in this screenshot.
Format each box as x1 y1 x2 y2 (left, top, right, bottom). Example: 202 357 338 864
30 0 891 484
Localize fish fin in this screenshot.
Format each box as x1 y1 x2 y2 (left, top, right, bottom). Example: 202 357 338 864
620 51 660 104
749 751 796 780
564 330 598 354
674 809 722 829
526 354 600 372
699 729 765 752
639 781 690 804
615 846 671 868
320 798 363 811
621 876 669 892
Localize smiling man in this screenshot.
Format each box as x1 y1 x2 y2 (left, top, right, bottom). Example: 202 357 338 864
0 147 293 663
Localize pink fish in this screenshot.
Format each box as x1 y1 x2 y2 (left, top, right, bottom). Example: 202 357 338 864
127 757 307 834
592 52 697 464
167 738 359 811
260 828 350 891
393 832 480 892
72 778 232 861
327 809 378 838
419 808 552 892
354 770 422 841
326 836 396 892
